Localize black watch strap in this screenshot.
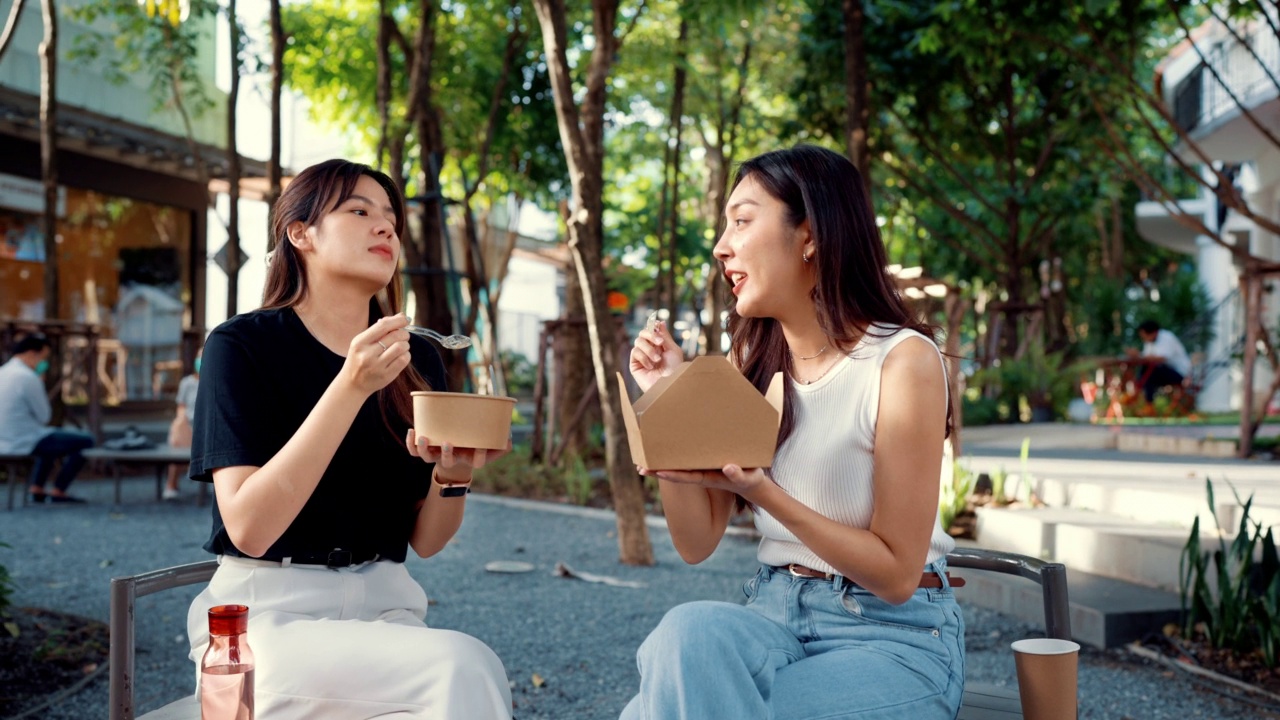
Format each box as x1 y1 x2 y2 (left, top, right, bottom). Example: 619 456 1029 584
438 483 471 497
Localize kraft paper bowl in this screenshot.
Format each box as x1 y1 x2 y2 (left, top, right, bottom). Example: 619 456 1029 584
411 392 516 450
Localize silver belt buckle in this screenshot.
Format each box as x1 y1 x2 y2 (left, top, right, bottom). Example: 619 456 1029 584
787 563 806 578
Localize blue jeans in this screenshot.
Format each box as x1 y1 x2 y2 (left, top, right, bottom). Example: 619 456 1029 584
621 561 965 720
31 430 95 492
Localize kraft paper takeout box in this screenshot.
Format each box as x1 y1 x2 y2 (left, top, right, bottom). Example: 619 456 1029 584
412 392 515 450
616 356 783 470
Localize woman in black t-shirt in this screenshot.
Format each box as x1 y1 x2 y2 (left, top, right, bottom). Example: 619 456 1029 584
185 159 512 719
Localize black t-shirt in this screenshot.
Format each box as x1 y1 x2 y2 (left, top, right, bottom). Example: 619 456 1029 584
190 307 448 563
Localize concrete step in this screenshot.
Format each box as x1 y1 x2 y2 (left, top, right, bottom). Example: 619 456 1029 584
953 538 1181 649
1027 475 1280 533
973 505 1205 592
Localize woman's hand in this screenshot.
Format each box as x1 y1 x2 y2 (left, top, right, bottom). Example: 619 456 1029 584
642 464 769 501
406 429 511 481
629 320 685 392
339 314 412 397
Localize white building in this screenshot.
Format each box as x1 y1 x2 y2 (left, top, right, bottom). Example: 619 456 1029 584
1136 9 1280 412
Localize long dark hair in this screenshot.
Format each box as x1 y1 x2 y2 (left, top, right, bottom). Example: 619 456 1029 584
262 159 427 443
724 145 952 455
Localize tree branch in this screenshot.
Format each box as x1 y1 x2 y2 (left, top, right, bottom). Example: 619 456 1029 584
1203 0 1280 98
0 0 27 62
466 0 523 202
614 0 646 53
880 154 1004 250
1167 0 1280 152
884 104 1004 219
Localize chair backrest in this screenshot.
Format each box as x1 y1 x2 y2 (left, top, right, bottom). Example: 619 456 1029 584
109 560 218 720
946 547 1071 640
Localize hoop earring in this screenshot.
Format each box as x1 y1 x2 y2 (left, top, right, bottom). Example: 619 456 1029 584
803 253 811 263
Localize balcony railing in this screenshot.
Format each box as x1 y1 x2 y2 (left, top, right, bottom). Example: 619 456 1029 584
1171 20 1280 134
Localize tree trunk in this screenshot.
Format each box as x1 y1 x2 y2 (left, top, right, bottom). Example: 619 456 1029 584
38 0 59 414
226 0 241 318
375 0 391 171
842 0 870 203
532 0 653 566
1238 272 1260 458
557 248 592 461
266 0 283 242
661 19 688 316
39 0 57 321
701 142 729 356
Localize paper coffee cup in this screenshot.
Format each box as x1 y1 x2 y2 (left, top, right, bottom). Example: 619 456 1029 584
1011 638 1079 720
411 392 515 450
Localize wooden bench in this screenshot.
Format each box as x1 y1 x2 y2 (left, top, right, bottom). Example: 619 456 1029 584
109 549 1071 720
2 453 34 510
83 445 204 506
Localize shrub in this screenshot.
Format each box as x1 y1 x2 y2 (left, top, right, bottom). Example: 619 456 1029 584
1179 479 1280 667
939 462 976 531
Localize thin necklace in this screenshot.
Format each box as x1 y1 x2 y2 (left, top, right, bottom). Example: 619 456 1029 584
791 343 828 361
797 353 843 385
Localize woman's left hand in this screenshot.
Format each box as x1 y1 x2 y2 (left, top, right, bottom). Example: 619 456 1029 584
644 464 768 498
406 429 511 480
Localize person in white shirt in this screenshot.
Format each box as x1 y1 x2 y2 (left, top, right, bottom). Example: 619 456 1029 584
0 333 95 503
1128 320 1192 402
624 145 960 719
163 347 201 500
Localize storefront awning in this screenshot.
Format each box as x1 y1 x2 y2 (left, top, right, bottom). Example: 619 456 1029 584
0 86 270 185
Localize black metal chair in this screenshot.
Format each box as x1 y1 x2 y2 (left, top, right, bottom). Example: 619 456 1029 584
950 547 1072 720
107 549 1071 720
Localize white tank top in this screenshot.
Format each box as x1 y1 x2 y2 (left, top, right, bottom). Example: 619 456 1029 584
755 325 956 573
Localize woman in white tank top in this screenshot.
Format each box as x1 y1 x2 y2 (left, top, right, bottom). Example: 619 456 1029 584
622 145 963 719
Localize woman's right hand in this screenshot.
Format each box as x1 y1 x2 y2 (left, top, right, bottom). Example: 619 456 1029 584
629 320 685 392
339 314 413 397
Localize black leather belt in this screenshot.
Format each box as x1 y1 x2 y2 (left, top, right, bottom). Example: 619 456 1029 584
232 549 383 569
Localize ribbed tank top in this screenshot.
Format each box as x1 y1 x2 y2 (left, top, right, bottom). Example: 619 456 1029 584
755 325 956 573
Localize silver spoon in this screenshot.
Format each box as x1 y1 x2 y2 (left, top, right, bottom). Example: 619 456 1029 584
406 325 472 350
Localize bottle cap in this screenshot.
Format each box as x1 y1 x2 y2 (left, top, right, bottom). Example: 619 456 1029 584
207 604 249 636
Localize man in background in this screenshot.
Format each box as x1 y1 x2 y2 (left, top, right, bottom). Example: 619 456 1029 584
1127 319 1192 403
0 333 95 503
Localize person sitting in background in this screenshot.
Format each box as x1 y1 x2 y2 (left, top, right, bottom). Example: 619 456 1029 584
0 333 95 503
1126 319 1192 402
163 347 201 500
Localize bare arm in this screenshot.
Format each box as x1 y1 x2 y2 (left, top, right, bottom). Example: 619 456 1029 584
211 316 412 557
655 481 736 563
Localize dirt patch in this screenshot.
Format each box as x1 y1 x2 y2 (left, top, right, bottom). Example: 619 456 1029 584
0 607 109 717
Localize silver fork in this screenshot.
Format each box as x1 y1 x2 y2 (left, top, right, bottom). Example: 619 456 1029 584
406 325 472 350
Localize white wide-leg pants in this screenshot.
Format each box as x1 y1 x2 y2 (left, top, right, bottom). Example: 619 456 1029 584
187 555 512 720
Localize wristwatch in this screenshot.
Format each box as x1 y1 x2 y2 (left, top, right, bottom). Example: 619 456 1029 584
433 469 472 497
438 482 471 497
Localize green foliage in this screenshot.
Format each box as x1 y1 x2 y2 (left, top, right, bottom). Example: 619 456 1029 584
470 444 599 507
0 541 15 616
970 339 1090 421
939 461 976 531
1074 266 1213 357
68 0 224 124
960 391 1004 427
500 350 537 398
1179 479 1280 667
563 453 594 507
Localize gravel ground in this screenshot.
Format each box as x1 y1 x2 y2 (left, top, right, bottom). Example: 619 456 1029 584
1 474 1276 719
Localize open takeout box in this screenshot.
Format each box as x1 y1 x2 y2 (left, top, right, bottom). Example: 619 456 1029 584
616 356 783 470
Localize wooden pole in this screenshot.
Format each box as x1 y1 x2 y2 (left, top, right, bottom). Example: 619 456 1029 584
1238 273 1260 458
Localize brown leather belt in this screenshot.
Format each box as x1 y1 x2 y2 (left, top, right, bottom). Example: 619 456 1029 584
778 563 966 589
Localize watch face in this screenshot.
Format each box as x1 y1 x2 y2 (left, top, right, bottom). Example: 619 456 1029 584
439 483 471 497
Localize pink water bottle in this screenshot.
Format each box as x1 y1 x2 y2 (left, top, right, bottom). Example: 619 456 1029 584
200 604 255 720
